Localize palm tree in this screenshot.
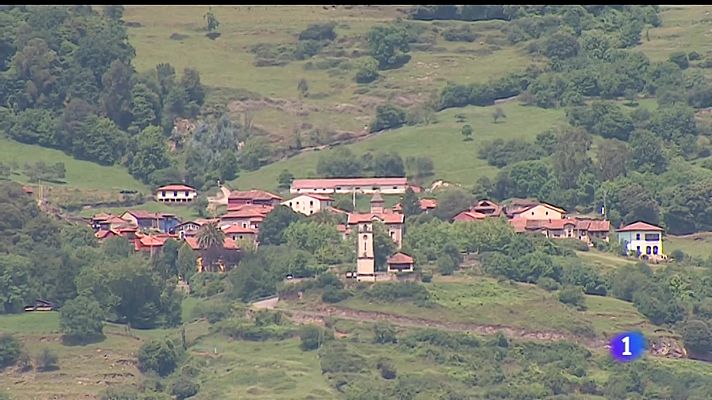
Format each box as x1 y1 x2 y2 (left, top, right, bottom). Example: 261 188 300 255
196 222 225 272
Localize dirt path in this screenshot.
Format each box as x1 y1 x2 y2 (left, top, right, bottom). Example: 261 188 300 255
276 305 686 359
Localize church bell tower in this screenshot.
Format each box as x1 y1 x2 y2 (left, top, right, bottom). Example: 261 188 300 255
356 221 375 282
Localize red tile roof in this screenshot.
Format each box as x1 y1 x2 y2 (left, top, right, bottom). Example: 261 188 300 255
453 211 488 222
156 184 196 192
509 218 528 233
136 235 170 247
616 221 664 232
221 209 271 219
226 203 274 213
291 177 408 189
471 199 502 216
509 202 566 216
222 225 256 234
420 198 438 209
337 224 349 233
95 229 116 239
123 210 175 220
387 252 414 265
22 186 34 194
327 206 349 215
228 190 282 201
347 213 404 225
586 220 610 232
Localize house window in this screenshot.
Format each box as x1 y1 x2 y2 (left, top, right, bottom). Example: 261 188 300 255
336 187 342 191
644 233 660 241
653 246 659 255
173 191 177 197
646 246 651 255
310 201 313 206
393 186 397 190
372 187 378 191
635 233 640 240
531 211 534 216
636 246 640 254
355 187 361 190
161 191 166 196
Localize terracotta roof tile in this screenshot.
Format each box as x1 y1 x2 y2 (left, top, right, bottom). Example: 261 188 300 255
291 177 407 189
616 221 663 232
156 184 196 192
228 190 282 201
347 212 404 225
222 225 256 234
387 252 414 265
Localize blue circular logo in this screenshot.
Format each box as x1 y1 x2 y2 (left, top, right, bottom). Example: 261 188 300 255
610 331 646 363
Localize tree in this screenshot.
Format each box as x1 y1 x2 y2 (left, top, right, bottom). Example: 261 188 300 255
128 125 171 183
72 115 128 165
595 139 630 181
171 379 200 400
437 253 458 275
35 348 58 372
0 254 34 313
277 169 294 190
204 7 220 32
543 31 580 60
552 127 592 189
434 188 474 221
373 222 396 271
8 108 57 147
669 51 689 69
405 156 434 184
492 107 506 123
373 151 405 177
177 244 198 282
316 148 363 178
355 57 380 83
0 334 21 369
297 78 309 99
137 338 179 377
401 187 421 217
59 295 105 342
683 320 712 358
196 222 225 268
258 206 303 246
629 130 667 174
100 60 133 130
103 236 133 258
214 151 239 182
461 124 473 141
373 321 397 344
370 104 406 132
367 24 410 69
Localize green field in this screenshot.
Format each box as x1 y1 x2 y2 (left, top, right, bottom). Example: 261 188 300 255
233 102 565 191
79 200 202 221
665 233 712 259
0 137 147 192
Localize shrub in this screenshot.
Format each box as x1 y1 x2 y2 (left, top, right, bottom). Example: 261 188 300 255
0 334 21 369
682 319 712 358
299 23 336 41
670 249 685 262
100 386 140 400
316 272 344 289
59 295 105 342
215 319 294 341
300 325 328 351
364 282 432 305
190 298 232 323
442 25 477 42
322 287 351 303
377 358 397 379
137 338 180 377
254 309 284 326
35 348 58 372
421 270 433 283
537 277 561 291
689 51 701 61
16 352 32 372
294 40 325 60
373 321 397 344
319 342 367 374
370 104 406 132
558 286 587 310
171 379 199 400
669 51 689 69
437 254 458 275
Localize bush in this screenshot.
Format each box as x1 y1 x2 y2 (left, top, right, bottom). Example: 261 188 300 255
682 319 712 358
322 287 351 303
437 254 458 275
215 319 294 341
558 286 587 310
299 23 336 41
16 352 32 372
316 272 344 289
171 379 199 400
319 342 367 374
537 277 561 291
35 348 58 372
190 298 233 323
300 325 328 351
421 270 433 283
669 51 689 69
670 249 685 262
689 51 701 61
0 334 21 369
364 282 432 305
294 40 325 60
442 25 477 42
254 309 284 326
370 104 406 132
377 358 397 379
59 295 105 342
373 321 397 344
100 386 140 400
137 338 180 377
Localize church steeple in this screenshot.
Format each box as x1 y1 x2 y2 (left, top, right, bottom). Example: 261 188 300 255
370 192 384 213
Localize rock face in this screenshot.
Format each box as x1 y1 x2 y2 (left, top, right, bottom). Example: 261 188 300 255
650 336 687 359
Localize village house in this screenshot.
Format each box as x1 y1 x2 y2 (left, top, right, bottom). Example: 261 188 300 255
227 190 282 210
120 210 181 233
282 193 335 216
290 177 409 195
387 252 415 273
95 225 138 241
184 236 241 273
616 221 665 260
219 205 272 231
393 198 438 214
133 233 177 252
507 202 566 220
346 193 405 249
172 219 218 239
155 184 198 203
453 199 502 222
221 224 257 244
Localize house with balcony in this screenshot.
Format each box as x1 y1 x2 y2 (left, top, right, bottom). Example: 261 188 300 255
155 184 198 203
616 221 665 261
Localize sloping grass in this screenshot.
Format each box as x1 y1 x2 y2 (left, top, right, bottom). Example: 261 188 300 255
233 102 566 191
0 137 147 192
78 200 202 221
665 234 712 259
635 6 712 62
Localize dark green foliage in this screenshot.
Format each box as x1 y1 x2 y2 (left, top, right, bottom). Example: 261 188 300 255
277 169 294 190
171 379 199 400
633 283 685 325
628 130 667 174
8 108 57 147
322 287 351 303
669 51 689 69
354 58 380 83
189 298 232 323
562 262 607 295
364 282 431 305
405 155 434 184
683 320 712 358
367 24 410 69
300 324 327 351
566 102 634 141
434 188 474 221
401 187 421 217
100 386 140 400
558 286 587 310
316 147 363 178
372 151 405 177
442 25 477 42
137 338 179 377
257 206 303 246
370 104 406 132
0 334 21 369
128 125 171 183
478 138 545 168
376 358 397 379
298 23 336 41
59 295 105 342
373 321 397 344
537 277 560 291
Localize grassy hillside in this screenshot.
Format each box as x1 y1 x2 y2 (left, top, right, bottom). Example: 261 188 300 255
0 137 147 192
232 102 565 191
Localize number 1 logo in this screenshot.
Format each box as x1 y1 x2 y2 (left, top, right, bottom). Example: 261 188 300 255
611 332 645 362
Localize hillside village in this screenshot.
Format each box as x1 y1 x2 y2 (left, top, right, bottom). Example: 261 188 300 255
89 178 669 283
6 5 712 400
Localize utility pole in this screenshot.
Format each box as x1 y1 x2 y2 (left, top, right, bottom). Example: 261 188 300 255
602 189 608 220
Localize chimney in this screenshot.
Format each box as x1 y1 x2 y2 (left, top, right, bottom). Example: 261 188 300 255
370 192 384 214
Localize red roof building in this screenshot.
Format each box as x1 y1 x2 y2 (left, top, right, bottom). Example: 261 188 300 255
227 190 282 208
290 177 409 195
616 221 664 232
387 252 415 273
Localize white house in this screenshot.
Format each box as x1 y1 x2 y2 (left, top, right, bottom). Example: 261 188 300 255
290 177 409 195
616 221 665 259
155 184 198 203
282 194 334 216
